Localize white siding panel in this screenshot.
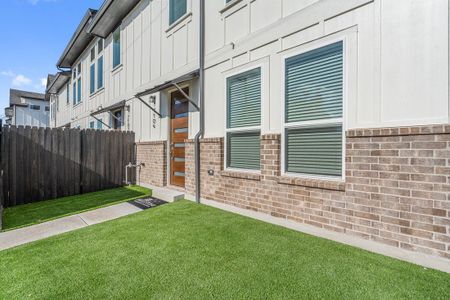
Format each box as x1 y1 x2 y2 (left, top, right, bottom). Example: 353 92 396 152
250 0 281 33
380 0 449 125
173 26 188 69
225 6 250 43
282 0 318 17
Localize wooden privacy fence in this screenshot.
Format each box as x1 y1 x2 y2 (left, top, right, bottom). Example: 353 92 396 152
0 126 135 208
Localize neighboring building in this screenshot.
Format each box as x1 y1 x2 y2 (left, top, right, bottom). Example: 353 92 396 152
5 89 50 127
49 0 450 260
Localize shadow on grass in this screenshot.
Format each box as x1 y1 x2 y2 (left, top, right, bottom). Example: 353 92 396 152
2 186 151 231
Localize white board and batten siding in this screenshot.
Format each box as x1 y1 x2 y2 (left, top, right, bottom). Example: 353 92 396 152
13 98 50 128
55 0 450 141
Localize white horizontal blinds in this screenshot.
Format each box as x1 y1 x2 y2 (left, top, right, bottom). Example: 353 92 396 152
227 68 261 128
227 131 260 170
284 41 344 178
226 67 261 170
285 125 342 176
285 42 343 123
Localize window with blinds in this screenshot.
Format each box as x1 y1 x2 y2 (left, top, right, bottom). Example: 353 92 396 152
284 41 344 178
169 0 187 25
226 67 261 170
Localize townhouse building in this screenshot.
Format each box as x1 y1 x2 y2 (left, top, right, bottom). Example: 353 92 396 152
5 89 50 127
48 0 450 260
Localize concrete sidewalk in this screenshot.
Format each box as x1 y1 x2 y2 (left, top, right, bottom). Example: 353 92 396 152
0 202 142 251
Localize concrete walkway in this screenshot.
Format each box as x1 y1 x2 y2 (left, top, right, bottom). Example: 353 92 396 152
0 202 142 251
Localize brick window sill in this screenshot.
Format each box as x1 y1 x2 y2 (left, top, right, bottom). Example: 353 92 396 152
277 175 345 191
221 170 261 181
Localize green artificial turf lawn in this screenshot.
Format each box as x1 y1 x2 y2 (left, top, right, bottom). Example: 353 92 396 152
2 186 151 231
0 201 448 299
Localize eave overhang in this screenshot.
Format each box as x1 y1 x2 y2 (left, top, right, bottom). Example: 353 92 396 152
56 9 98 69
46 71 71 94
87 0 141 38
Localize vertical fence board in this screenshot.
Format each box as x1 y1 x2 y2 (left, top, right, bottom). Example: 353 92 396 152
0 126 135 208
1 127 9 207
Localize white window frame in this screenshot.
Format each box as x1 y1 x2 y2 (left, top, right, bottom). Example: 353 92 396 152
168 0 190 27
90 45 96 95
73 60 82 106
66 82 70 105
223 62 266 173
97 39 104 90
281 37 348 182
112 27 122 71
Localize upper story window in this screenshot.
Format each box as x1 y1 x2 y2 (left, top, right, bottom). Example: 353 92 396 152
45 106 50 112
29 105 40 110
66 82 70 104
113 28 121 69
225 68 261 171
283 41 344 179
169 0 187 25
90 58 96 94
90 39 105 95
97 40 104 89
73 81 77 105
97 39 103 54
90 48 95 62
73 61 82 105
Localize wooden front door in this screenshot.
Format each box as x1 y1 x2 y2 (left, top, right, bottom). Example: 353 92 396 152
170 88 189 187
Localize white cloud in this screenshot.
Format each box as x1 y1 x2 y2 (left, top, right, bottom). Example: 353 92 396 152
12 75 32 87
0 70 15 77
27 0 58 5
40 78 47 88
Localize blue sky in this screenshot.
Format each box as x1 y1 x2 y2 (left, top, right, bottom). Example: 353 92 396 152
0 0 103 114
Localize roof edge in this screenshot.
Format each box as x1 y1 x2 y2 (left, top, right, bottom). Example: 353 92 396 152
56 8 97 69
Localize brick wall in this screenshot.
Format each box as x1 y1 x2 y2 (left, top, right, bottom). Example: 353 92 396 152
185 125 450 259
136 141 167 187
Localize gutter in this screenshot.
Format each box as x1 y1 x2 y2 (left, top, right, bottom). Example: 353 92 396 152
194 0 206 204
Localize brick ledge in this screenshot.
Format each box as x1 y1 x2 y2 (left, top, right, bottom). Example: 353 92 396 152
185 138 223 143
347 124 450 138
220 170 261 181
277 175 345 191
136 140 166 146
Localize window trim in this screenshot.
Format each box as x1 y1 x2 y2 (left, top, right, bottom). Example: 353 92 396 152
281 37 347 182
112 27 122 70
72 60 83 106
220 0 244 14
66 82 70 104
168 0 188 26
223 64 265 173
72 81 77 105
97 55 104 90
90 61 96 95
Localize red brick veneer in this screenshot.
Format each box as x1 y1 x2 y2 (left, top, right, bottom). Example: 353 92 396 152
136 141 167 187
185 125 450 259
